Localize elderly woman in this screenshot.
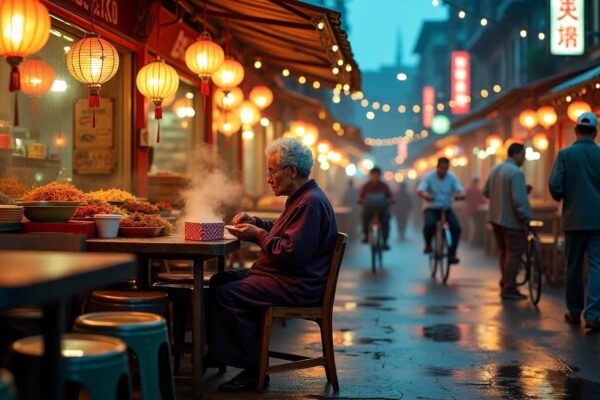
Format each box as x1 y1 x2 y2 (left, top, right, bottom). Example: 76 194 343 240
207 137 338 392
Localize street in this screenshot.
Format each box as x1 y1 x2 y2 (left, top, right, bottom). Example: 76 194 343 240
183 223 600 400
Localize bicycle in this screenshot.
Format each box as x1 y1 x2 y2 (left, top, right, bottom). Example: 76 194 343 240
429 207 453 284
368 212 384 274
515 220 543 305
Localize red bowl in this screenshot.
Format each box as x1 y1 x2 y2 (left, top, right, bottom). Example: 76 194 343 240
118 226 163 237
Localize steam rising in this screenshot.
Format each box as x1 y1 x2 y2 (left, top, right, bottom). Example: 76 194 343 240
179 146 242 225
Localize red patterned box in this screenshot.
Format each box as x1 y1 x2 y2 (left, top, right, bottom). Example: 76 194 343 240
185 222 224 241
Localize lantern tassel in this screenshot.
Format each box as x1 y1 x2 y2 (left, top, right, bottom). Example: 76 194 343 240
201 81 210 96
154 105 162 120
9 67 20 92
156 120 160 143
92 109 96 128
154 104 163 143
13 92 19 127
7 57 22 92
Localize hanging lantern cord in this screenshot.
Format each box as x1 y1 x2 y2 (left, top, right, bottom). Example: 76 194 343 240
155 12 162 143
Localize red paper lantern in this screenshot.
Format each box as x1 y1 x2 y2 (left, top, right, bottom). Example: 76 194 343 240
20 57 54 98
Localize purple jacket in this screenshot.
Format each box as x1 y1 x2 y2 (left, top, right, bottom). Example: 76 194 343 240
250 180 338 304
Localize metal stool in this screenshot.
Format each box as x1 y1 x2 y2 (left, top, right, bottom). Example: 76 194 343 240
7 333 132 400
75 312 175 400
152 282 194 373
89 290 168 316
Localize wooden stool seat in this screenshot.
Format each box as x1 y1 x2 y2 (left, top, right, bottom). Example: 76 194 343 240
257 233 348 392
89 290 169 316
156 271 213 285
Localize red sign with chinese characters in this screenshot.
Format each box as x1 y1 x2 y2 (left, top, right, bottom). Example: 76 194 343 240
148 8 200 74
422 86 435 128
451 51 470 115
551 0 584 55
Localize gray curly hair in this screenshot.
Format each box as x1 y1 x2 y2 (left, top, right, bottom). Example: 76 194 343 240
265 137 314 178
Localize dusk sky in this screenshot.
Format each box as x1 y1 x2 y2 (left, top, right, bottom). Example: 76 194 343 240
346 0 448 71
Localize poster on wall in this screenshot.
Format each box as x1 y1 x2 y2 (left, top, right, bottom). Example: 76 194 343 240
74 148 116 174
74 98 114 148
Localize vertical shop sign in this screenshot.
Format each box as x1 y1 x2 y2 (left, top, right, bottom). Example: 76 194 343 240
422 86 435 128
451 51 470 115
551 0 585 55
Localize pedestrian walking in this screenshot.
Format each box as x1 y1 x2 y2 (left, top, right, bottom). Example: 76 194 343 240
483 143 532 300
548 112 600 330
464 175 486 243
393 181 412 240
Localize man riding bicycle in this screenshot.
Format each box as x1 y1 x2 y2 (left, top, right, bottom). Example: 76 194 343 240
359 167 393 250
417 157 465 264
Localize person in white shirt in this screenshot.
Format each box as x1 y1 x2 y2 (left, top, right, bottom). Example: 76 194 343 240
417 157 465 264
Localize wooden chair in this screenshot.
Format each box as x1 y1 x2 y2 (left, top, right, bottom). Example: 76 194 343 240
256 233 348 392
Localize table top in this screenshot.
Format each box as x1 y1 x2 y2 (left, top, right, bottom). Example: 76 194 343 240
0 251 135 309
87 234 247 256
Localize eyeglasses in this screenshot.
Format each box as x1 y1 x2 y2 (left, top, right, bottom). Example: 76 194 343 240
265 165 289 178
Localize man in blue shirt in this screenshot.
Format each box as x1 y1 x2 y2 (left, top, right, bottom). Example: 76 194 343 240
548 112 600 330
417 157 465 264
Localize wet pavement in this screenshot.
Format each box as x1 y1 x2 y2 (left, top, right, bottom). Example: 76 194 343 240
177 226 600 399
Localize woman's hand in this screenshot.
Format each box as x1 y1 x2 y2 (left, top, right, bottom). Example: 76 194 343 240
232 212 256 225
228 223 263 242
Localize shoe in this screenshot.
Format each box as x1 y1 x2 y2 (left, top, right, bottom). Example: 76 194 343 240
564 312 581 326
383 243 390 251
584 319 600 331
218 369 270 392
501 290 527 300
423 245 432 254
449 256 460 264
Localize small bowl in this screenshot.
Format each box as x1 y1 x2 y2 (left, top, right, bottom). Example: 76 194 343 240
22 206 78 222
119 226 163 237
94 214 122 238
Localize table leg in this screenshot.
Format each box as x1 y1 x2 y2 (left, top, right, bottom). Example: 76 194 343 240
217 255 226 273
136 255 150 289
42 301 65 400
192 258 205 398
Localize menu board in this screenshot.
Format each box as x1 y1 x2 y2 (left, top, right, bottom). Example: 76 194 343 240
74 98 114 148
74 98 115 174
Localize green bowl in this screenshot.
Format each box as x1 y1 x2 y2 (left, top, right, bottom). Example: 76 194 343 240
23 206 78 222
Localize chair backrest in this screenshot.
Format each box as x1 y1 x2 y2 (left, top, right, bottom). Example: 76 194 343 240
0 233 86 252
322 233 348 313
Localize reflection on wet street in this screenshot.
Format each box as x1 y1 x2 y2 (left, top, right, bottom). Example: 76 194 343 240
191 228 600 399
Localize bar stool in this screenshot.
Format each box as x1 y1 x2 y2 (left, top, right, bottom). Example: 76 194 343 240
0 369 16 400
74 312 175 400
0 307 42 361
7 333 132 400
88 290 168 316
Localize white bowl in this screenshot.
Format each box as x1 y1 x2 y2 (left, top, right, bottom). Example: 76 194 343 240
93 214 122 238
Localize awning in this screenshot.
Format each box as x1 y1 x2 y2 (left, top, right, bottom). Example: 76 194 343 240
170 0 361 90
451 62 598 129
271 86 368 156
541 64 600 101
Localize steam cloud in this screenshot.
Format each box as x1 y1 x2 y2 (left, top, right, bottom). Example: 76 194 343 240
178 146 242 225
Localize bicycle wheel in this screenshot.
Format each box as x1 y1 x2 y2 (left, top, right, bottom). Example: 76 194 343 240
428 234 438 278
528 239 543 305
377 230 384 269
370 224 379 274
439 228 451 284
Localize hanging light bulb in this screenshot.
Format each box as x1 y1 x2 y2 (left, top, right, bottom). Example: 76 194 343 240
211 57 244 93
567 101 591 122
214 86 243 111
249 85 273 110
0 0 50 125
67 33 119 127
536 106 557 129
518 109 538 130
136 58 179 142
20 57 55 98
185 31 224 96
237 100 260 126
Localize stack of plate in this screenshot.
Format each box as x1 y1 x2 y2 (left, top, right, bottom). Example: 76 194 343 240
0 205 24 224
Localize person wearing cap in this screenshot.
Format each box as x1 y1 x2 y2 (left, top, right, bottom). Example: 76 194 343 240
358 167 393 250
548 112 600 330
